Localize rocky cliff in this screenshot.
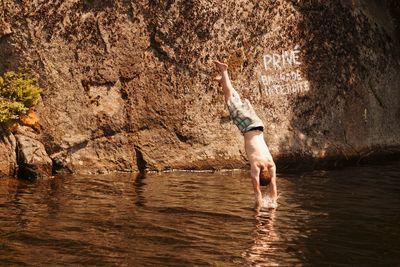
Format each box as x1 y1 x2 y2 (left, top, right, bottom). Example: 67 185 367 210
1 0 399 177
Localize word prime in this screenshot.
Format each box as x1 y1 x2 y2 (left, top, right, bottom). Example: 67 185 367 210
263 45 301 70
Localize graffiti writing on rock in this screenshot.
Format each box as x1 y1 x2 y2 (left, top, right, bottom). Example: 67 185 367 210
260 45 310 96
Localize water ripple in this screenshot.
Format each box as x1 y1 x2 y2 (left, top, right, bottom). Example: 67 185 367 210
0 161 400 266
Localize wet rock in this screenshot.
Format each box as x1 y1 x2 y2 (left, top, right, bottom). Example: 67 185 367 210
15 134 52 179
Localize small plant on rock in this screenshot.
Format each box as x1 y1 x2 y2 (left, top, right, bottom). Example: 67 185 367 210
0 71 41 126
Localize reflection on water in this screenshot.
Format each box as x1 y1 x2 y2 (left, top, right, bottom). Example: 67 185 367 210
0 161 400 266
243 209 279 266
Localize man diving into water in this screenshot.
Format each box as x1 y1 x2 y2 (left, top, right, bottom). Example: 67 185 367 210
213 60 278 208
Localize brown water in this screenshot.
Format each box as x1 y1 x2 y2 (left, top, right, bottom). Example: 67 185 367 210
1 161 399 266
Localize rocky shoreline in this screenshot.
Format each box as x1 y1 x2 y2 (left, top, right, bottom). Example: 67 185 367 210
1 124 399 179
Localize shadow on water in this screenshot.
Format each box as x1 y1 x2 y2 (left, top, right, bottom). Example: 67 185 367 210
134 172 146 207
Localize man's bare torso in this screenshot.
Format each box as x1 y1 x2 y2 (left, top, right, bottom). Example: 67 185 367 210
244 130 274 168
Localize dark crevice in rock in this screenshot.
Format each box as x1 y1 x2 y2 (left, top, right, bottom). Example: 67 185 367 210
219 116 231 124
99 124 118 137
95 19 109 53
149 28 170 62
134 145 147 173
82 0 114 12
165 0 176 10
11 133 18 177
120 88 129 100
119 77 133 100
15 136 21 178
81 80 115 91
51 157 69 175
125 1 135 22
17 164 37 180
369 86 385 108
175 131 190 143
69 140 89 154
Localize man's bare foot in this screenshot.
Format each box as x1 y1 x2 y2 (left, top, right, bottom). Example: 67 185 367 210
213 60 228 72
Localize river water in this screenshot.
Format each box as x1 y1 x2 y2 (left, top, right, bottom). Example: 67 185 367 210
0 161 399 266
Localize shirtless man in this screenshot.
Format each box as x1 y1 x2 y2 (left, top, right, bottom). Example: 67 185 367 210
213 60 278 208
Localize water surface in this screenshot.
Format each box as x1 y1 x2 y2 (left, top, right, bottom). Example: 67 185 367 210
1 161 399 266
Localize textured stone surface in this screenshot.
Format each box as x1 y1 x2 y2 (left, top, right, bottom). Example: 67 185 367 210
0 131 16 178
0 0 399 174
15 134 52 179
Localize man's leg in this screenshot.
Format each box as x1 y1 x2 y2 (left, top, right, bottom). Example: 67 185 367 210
213 60 240 103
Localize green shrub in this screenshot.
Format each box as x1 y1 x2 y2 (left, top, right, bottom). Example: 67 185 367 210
0 99 28 122
0 71 41 124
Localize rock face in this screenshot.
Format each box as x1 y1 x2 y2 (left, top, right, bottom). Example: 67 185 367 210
0 0 399 174
15 134 52 179
0 130 16 178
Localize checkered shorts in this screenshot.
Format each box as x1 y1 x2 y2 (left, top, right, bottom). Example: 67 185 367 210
227 94 264 133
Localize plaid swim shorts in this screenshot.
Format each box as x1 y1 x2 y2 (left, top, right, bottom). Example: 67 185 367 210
226 94 264 134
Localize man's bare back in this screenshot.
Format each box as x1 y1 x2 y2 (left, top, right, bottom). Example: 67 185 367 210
213 60 278 208
244 131 273 163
